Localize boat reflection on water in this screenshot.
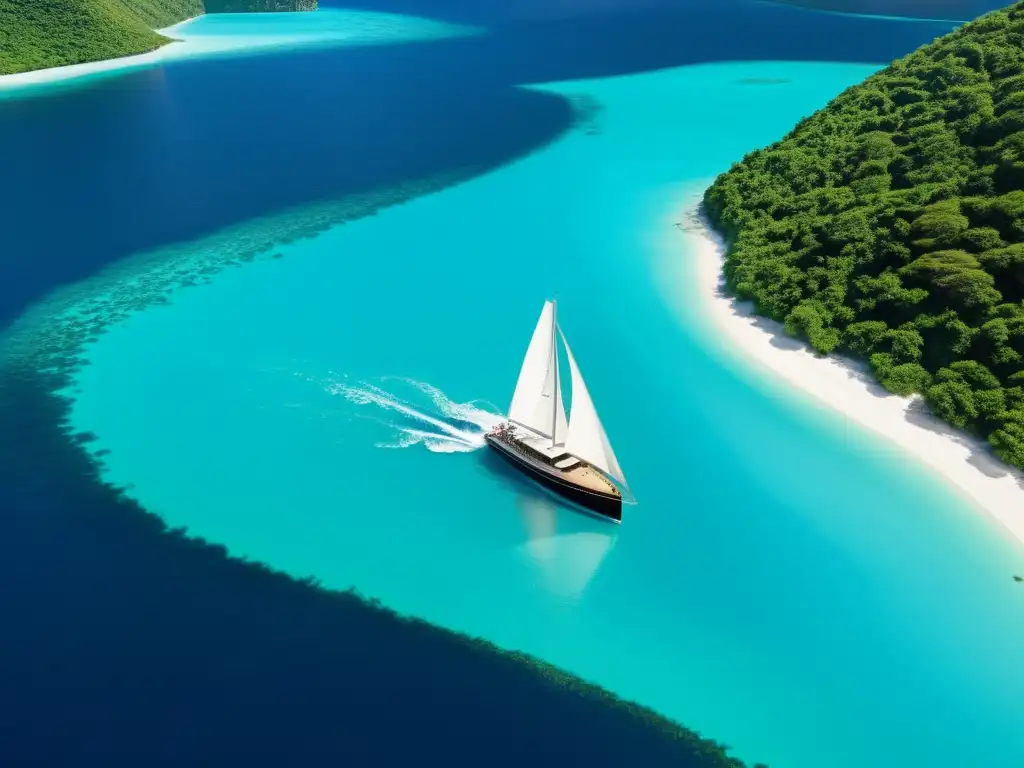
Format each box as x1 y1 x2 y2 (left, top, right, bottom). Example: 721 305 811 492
515 493 618 602
481 449 618 602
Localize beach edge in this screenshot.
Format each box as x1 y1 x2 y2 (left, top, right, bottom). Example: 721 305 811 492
678 199 1024 551
0 17 202 93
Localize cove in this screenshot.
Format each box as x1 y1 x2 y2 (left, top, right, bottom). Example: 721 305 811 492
67 61 1024 768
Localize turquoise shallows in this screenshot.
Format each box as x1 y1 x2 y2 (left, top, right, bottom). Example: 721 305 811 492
69 61 1024 768
161 9 482 50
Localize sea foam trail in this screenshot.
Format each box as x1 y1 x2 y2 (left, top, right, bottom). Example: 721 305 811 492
327 377 503 454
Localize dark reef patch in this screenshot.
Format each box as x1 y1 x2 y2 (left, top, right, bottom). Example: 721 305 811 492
3 171 489 375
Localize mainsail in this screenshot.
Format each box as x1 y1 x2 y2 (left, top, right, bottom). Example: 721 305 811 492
507 301 568 443
558 329 629 491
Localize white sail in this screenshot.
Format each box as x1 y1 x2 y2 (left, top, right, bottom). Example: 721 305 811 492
508 301 568 441
559 328 628 489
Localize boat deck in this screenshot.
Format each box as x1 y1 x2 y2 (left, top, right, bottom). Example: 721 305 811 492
496 425 620 498
561 463 620 495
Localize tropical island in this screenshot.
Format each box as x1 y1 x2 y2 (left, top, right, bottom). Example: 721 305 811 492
704 1 1024 479
0 0 317 76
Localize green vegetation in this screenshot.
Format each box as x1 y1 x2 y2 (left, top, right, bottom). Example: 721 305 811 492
705 2 1024 469
0 0 316 76
124 0 205 29
1 0 170 73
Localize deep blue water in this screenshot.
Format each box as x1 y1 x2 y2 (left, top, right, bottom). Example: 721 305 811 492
0 0 982 330
0 2 1020 767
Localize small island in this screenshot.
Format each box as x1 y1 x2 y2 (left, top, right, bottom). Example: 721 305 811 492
705 1 1024 470
0 0 317 76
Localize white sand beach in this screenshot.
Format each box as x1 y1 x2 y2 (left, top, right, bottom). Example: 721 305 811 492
679 202 1024 551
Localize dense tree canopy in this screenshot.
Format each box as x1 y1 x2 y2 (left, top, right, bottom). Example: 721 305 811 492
705 1 1024 468
0 0 316 76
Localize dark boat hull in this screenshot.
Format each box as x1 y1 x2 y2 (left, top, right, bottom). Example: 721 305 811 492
484 434 622 523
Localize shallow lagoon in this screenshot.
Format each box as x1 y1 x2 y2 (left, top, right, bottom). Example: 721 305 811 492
68 59 1024 768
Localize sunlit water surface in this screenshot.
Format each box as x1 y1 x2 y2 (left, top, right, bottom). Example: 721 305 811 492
64 57 1024 768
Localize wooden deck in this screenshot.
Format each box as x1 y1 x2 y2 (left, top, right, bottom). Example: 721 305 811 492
563 464 621 496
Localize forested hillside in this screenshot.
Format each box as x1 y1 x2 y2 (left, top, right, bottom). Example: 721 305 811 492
0 0 316 76
123 0 204 29
705 2 1024 467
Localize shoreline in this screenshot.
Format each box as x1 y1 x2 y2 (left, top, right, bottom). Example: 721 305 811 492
680 202 1024 552
0 15 337 95
0 11 484 96
0 17 203 93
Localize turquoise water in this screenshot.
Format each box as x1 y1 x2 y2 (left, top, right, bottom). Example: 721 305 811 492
68 61 1024 767
164 9 481 50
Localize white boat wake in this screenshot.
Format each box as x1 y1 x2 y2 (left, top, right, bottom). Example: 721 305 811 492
326 376 503 454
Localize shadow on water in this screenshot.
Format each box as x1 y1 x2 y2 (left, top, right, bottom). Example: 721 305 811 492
480 449 621 600
511 494 620 602
0 2 987 765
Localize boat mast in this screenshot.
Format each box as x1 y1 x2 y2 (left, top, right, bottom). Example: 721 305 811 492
551 298 558 448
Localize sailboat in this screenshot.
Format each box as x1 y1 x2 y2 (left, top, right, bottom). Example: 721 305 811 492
485 300 632 523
